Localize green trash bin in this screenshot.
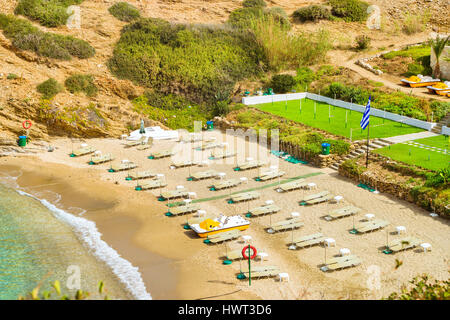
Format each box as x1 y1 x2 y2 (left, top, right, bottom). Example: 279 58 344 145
321 143 330 155
18 136 27 147
206 121 214 130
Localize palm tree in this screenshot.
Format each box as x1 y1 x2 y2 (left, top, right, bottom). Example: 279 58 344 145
429 35 449 79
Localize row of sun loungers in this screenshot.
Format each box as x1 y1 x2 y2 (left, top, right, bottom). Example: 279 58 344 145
299 191 333 205
256 170 285 181
267 217 304 233
148 150 174 159
189 170 219 181
171 161 197 168
210 150 236 160
240 265 280 279
125 136 153 148
167 203 201 216
196 142 224 150
324 206 361 221
89 153 114 165
287 233 325 249
159 188 189 201
136 179 167 191
387 237 422 253
71 145 96 157
127 170 156 180
205 230 241 244
211 179 242 191
277 178 308 192
353 219 389 234
321 254 362 272
228 191 260 203
234 160 266 171
247 204 281 217
108 162 138 172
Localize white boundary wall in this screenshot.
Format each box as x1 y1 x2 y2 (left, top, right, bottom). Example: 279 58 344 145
442 126 450 135
242 93 436 131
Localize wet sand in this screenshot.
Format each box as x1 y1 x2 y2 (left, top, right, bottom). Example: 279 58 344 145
1 131 449 300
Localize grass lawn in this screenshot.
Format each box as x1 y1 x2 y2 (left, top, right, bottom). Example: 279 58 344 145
253 98 424 140
373 135 450 171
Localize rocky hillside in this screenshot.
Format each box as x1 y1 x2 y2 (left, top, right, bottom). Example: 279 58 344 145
0 0 448 142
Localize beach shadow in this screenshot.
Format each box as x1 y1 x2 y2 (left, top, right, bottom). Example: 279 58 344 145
183 230 199 239
207 280 235 286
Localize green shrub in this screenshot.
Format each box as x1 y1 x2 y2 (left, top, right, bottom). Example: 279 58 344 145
265 7 291 29
294 67 315 91
430 101 450 122
386 275 450 300
108 2 141 22
15 0 84 27
355 35 370 50
228 7 265 28
242 0 267 8
328 0 369 22
7 73 18 80
293 5 331 22
270 74 296 93
144 91 191 110
37 78 63 99
325 138 350 155
65 74 98 97
108 18 265 104
0 14 95 60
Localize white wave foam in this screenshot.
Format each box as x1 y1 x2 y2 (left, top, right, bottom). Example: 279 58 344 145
16 189 152 300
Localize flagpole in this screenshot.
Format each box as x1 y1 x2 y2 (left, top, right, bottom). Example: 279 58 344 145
366 120 370 168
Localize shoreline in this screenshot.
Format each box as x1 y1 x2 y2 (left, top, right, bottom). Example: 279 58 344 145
1 133 448 300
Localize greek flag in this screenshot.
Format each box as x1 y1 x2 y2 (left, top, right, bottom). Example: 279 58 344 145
360 96 371 130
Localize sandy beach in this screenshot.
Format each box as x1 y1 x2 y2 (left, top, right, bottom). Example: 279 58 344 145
1 130 449 300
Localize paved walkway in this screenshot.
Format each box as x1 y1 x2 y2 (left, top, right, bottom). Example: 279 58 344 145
383 131 440 144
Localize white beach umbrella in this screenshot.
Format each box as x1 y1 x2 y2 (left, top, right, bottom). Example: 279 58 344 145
265 200 274 205
81 143 88 147
246 157 253 161
176 185 185 190
291 212 300 218
240 177 248 184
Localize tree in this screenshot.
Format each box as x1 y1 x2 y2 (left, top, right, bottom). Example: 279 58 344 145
429 35 449 79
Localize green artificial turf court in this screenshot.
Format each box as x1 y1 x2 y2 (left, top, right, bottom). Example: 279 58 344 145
253 98 424 140
373 135 450 171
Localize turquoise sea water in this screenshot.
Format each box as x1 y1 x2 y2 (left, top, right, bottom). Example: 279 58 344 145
0 171 150 300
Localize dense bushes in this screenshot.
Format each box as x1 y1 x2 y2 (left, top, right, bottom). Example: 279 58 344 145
0 14 95 60
37 78 63 99
228 5 290 29
382 45 432 77
386 275 450 300
270 74 296 93
108 2 141 22
242 0 267 8
15 0 84 27
293 5 331 22
65 74 98 97
328 0 369 22
108 18 265 104
294 67 315 91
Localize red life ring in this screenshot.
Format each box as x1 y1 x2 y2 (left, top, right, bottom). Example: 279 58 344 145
22 120 32 130
242 245 257 260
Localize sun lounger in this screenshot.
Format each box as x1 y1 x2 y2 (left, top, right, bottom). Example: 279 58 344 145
234 160 266 171
211 179 242 191
277 179 307 192
124 136 145 148
108 162 138 172
256 170 286 181
197 142 224 150
228 191 260 203
210 150 236 160
287 233 325 249
206 230 241 244
127 170 156 180
167 203 201 216
171 161 197 168
240 266 280 279
324 206 361 221
305 194 334 205
148 150 174 159
300 191 330 202
71 145 96 157
135 179 167 191
321 255 362 272
89 153 114 165
386 237 422 253
247 204 281 217
136 144 151 151
353 219 389 234
189 170 219 181
267 218 303 233
159 188 189 200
